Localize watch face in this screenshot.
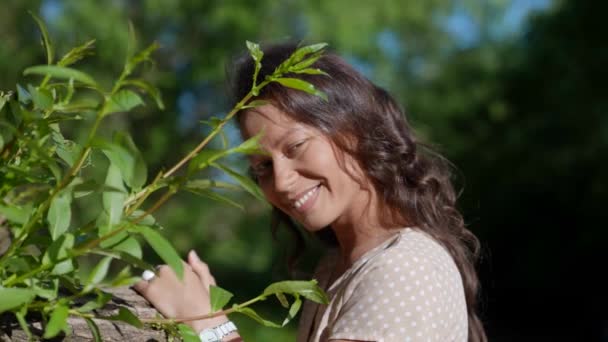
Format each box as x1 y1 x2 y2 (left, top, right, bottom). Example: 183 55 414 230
199 329 221 342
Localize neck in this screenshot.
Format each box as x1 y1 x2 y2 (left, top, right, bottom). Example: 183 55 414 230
329 190 397 268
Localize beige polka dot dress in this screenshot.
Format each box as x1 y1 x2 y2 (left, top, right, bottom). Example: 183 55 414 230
297 228 469 342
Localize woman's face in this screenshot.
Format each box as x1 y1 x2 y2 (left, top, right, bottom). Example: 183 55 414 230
240 104 367 232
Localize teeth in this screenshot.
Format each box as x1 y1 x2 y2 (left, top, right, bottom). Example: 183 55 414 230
294 186 318 209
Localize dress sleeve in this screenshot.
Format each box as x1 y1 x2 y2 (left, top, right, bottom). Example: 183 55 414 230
327 241 468 342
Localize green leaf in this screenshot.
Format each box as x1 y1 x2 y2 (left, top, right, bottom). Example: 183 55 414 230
290 54 322 71
274 43 328 74
102 163 127 229
292 68 329 76
199 117 228 148
58 39 95 67
42 233 75 275
209 285 234 312
125 21 137 61
211 162 266 203
184 179 242 193
77 291 112 313
72 180 124 200
272 78 328 101
0 287 36 313
290 43 328 64
111 275 140 288
16 84 31 103
240 99 268 110
6 183 51 206
28 84 53 110
283 296 302 326
33 278 59 300
246 41 263 64
112 234 142 259
91 248 155 274
94 137 136 189
275 293 289 308
184 187 244 210
99 229 142 259
84 256 113 291
128 209 156 226
228 132 266 156
107 307 143 328
62 77 75 103
123 79 164 110
23 65 96 87
188 149 226 174
134 225 184 279
0 203 32 224
54 97 99 113
110 266 140 287
262 280 328 304
0 91 12 110
236 307 280 328
0 227 10 257
177 324 200 342
247 41 264 90
5 255 32 274
84 317 102 342
55 140 83 168
30 12 54 65
113 132 147 190
200 116 224 129
15 306 33 339
47 191 72 240
43 304 69 339
127 42 160 71
103 90 144 116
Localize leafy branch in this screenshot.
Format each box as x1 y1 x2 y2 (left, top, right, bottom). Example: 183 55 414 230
140 280 328 335
0 17 330 341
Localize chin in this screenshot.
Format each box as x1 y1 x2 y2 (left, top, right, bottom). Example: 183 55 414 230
297 215 335 233
299 222 328 233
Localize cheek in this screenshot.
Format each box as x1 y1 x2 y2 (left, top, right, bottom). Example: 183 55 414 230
258 180 288 211
313 147 363 190
258 180 275 201
343 155 366 184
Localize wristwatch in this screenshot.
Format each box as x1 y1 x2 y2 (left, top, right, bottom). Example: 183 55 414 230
198 321 238 342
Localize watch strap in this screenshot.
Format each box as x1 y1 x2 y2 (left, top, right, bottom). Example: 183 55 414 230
199 321 238 341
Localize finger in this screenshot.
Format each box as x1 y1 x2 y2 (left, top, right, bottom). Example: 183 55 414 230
187 250 216 285
133 266 161 295
133 278 150 294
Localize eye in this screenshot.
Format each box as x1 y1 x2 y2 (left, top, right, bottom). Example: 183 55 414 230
250 160 273 179
286 140 307 156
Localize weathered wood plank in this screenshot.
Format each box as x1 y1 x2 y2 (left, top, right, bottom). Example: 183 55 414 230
0 287 167 341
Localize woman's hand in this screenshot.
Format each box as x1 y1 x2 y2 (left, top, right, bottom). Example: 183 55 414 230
133 250 225 332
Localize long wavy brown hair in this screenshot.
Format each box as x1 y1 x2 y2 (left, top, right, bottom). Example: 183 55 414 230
229 43 487 342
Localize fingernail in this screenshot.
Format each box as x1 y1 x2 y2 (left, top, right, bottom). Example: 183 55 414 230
190 249 201 262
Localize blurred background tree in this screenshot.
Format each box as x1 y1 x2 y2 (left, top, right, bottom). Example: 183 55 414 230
1 0 605 340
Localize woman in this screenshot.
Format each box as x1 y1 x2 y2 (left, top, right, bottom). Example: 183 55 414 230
135 43 486 342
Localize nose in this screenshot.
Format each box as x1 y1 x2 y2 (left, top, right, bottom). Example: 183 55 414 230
273 159 297 194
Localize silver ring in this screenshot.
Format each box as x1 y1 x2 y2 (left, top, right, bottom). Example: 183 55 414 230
142 269 156 281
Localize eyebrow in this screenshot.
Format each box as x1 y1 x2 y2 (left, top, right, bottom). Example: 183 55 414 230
275 127 305 146
247 127 305 164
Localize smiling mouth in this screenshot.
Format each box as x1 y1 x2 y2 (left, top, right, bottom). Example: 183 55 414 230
293 185 321 209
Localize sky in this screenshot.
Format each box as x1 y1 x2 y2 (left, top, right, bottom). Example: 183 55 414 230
38 0 555 139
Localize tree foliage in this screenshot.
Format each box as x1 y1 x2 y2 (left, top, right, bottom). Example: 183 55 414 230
1 0 605 339
0 17 330 340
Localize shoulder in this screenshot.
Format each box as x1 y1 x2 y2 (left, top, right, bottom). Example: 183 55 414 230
328 229 469 341
334 228 466 305
360 228 460 283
